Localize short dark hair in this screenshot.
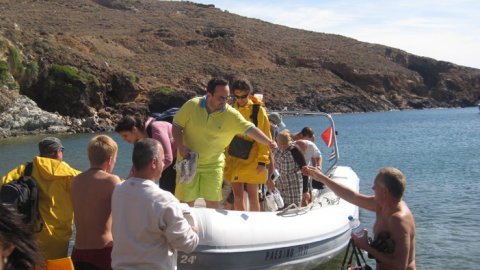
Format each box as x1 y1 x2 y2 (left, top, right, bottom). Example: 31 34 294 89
132 138 162 171
206 78 229 94
231 78 252 93
115 115 145 133
301 127 314 138
378 167 406 200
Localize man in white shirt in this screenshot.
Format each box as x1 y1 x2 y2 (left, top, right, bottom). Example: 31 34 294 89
111 138 199 270
295 139 322 169
295 139 323 205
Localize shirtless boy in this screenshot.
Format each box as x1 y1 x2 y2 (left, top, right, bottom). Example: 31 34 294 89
302 166 416 270
71 135 122 270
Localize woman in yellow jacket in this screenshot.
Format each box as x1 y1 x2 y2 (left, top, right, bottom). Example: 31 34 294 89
1 137 80 261
224 79 272 211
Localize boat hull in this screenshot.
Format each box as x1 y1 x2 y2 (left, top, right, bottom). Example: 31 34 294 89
179 229 350 270
178 166 359 270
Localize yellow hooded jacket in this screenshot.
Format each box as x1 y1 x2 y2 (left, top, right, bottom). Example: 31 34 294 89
1 156 80 260
224 96 272 184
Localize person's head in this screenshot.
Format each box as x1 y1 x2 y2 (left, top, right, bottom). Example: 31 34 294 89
373 167 406 202
206 78 230 112
268 113 286 129
87 135 118 173
231 78 252 107
276 129 292 151
300 127 315 141
115 115 146 144
0 204 42 270
38 137 64 160
132 138 164 181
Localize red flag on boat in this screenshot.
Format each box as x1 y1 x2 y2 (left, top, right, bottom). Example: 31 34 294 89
321 126 334 148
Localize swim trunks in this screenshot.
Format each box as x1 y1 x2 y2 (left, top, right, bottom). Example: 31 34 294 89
71 246 113 270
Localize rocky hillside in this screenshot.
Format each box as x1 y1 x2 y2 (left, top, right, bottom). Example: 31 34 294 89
1 0 479 137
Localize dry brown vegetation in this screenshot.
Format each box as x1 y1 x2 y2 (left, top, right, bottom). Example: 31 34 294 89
1 0 479 117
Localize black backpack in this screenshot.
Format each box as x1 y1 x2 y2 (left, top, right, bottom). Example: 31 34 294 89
0 162 42 232
147 107 179 138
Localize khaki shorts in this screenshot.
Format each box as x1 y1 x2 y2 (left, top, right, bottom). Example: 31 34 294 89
175 165 223 202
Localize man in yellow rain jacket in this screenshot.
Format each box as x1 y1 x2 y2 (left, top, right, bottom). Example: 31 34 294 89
1 137 80 260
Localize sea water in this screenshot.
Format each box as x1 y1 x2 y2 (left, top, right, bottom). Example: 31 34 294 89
1 107 479 269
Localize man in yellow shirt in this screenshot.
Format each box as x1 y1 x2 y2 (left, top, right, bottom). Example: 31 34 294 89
173 78 277 209
1 137 80 260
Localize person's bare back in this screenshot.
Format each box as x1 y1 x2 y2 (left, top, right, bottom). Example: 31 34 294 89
72 168 121 249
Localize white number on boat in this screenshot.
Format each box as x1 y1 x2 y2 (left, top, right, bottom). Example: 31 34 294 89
180 255 197 264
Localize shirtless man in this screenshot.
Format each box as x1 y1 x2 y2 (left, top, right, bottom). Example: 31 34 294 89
302 166 416 270
71 135 122 270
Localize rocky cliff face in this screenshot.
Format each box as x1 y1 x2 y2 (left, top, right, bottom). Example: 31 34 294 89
0 0 479 137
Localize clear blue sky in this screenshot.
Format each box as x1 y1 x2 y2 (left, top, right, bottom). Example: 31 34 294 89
194 0 480 69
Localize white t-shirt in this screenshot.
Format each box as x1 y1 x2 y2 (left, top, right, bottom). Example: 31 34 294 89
111 177 199 270
295 140 322 165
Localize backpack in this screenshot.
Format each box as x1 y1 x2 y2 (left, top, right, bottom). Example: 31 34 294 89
150 107 179 123
0 162 42 232
147 107 179 138
251 104 260 127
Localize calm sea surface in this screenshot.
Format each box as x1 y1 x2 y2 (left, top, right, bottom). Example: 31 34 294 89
1 107 479 269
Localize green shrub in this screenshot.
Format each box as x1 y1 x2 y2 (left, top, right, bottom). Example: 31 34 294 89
0 60 9 82
85 74 100 86
51 64 99 86
155 86 175 94
0 38 6 50
127 73 138 84
7 46 24 77
51 64 82 81
24 61 39 79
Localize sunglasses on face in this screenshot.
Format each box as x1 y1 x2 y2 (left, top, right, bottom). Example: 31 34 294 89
234 94 249 100
212 93 232 101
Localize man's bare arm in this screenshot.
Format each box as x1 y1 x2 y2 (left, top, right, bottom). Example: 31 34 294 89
246 127 277 149
172 124 189 158
301 166 376 211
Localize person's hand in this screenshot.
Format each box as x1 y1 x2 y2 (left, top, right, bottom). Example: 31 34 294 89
351 229 369 249
178 144 191 159
301 166 316 177
256 164 266 174
302 192 311 206
302 166 324 179
191 226 199 233
266 179 275 191
268 139 277 150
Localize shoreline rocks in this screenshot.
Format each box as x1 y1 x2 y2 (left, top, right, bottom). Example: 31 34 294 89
0 89 114 139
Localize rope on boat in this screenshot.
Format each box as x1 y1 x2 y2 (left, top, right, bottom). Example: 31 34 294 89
275 191 340 217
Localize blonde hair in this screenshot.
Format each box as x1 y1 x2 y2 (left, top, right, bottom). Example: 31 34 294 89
87 135 118 167
276 129 292 145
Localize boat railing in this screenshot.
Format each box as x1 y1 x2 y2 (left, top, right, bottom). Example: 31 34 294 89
320 113 340 176
275 111 340 175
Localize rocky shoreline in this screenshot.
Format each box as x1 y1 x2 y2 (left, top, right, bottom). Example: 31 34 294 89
0 88 114 139
1 0 479 140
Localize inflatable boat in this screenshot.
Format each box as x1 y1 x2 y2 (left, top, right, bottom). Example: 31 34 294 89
179 113 360 270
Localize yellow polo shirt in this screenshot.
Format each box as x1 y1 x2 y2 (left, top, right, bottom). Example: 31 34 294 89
173 96 254 167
